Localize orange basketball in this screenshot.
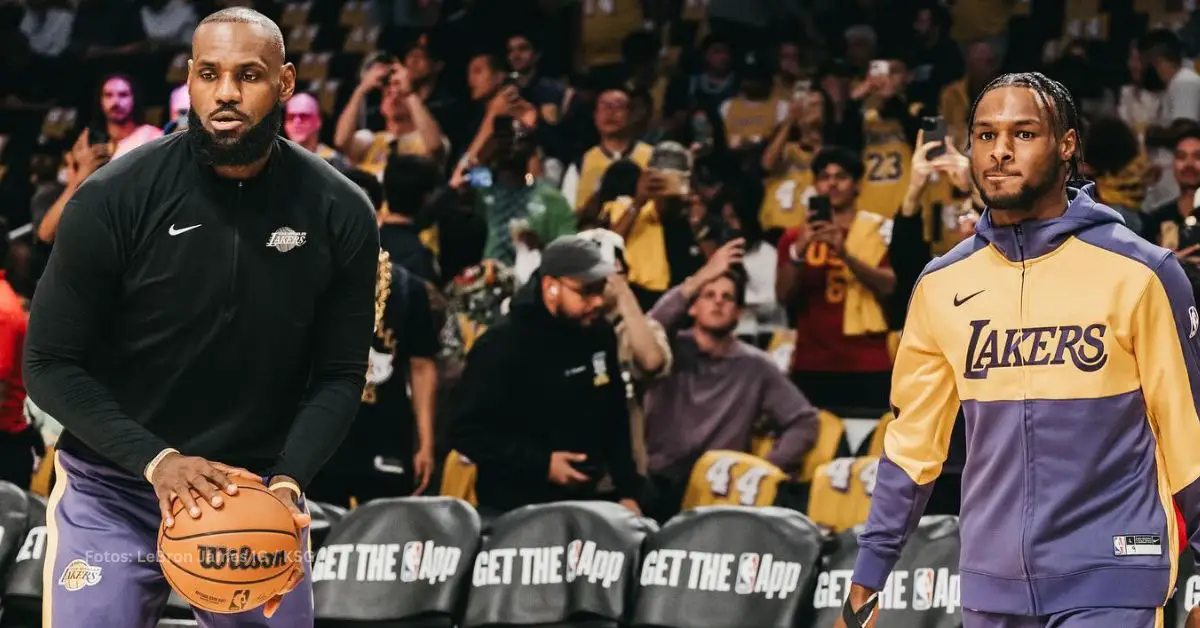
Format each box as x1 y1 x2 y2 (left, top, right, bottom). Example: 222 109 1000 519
157 479 299 614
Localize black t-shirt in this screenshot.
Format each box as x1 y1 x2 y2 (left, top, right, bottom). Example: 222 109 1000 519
1141 199 1187 245
380 222 438 285
339 264 438 469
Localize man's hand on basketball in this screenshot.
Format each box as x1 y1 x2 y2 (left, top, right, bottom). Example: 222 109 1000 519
262 476 311 619
150 452 259 527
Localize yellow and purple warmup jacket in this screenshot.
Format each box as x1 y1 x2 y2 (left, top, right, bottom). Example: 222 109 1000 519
853 184 1200 615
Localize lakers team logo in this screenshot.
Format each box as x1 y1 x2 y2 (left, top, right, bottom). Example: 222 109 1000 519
591 351 610 386
962 319 1108 380
266 227 307 253
59 558 103 591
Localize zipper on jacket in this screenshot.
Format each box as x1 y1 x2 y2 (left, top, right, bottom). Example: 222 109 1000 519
226 182 242 318
1014 224 1037 611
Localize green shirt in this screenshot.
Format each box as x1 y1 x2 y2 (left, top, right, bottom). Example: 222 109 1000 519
475 180 577 265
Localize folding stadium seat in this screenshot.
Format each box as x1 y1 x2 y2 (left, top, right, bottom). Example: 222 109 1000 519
308 499 347 551
798 410 850 484
807 456 878 534
631 506 823 628
313 497 480 628
39 108 78 143
680 450 789 510
860 411 895 458
0 482 34 577
288 25 320 54
339 0 370 27
297 52 334 82
165 53 189 86
2 492 48 625
343 25 382 55
310 80 344 118
461 501 655 628
280 1 312 28
764 329 795 373
439 450 478 507
811 515 962 628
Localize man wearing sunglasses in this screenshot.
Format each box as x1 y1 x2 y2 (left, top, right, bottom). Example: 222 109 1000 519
449 235 644 518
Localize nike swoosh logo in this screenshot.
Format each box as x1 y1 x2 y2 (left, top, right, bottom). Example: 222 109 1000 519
168 224 202 236
953 289 985 307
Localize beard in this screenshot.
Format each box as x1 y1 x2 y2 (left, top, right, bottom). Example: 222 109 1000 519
187 102 283 167
973 158 1063 213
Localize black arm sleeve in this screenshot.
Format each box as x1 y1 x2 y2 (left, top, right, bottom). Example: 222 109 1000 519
270 192 379 488
449 330 552 486
887 211 933 329
23 178 173 476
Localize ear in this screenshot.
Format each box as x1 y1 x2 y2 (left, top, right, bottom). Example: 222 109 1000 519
1060 127 1079 165
279 62 297 103
687 299 700 320
541 275 557 299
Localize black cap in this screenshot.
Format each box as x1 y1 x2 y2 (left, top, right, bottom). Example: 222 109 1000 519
540 235 615 284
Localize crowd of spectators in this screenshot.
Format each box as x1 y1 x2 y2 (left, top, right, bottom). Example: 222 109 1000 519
3 0 1200 525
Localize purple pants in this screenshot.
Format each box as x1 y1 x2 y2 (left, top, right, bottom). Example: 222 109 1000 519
43 450 314 628
964 607 1163 628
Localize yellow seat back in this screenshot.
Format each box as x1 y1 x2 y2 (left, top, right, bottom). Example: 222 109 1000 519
798 410 846 483
438 450 478 507
681 450 788 510
807 455 879 533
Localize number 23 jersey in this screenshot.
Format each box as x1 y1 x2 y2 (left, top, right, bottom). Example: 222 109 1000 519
859 117 911 218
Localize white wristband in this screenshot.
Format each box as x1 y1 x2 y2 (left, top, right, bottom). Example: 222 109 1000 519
269 480 302 499
144 448 179 482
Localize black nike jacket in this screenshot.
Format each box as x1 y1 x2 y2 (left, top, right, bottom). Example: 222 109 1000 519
449 276 643 511
23 133 379 488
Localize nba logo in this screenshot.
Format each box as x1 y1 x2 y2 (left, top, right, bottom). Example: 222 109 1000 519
1114 536 1127 556
565 541 583 582
912 568 935 611
400 542 424 583
735 553 760 595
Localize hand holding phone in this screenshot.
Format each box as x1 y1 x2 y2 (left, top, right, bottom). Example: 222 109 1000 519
921 116 947 159
809 195 832 223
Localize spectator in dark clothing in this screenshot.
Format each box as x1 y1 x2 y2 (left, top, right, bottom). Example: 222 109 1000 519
449 236 644 516
70 0 146 58
381 154 441 285
507 31 575 166
905 2 964 108
1142 122 1200 249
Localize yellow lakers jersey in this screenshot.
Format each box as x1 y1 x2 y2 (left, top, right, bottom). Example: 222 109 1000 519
681 450 789 510
574 141 653 211
920 175 972 257
807 456 879 533
358 131 428 179
859 117 911 218
581 0 643 69
760 143 816 231
722 97 783 144
938 79 970 152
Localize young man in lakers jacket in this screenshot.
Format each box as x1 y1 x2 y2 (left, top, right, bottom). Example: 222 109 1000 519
840 72 1200 628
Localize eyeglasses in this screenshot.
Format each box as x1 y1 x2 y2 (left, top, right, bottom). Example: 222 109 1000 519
559 279 607 298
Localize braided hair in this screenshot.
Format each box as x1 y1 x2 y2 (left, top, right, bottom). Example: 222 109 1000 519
966 72 1084 183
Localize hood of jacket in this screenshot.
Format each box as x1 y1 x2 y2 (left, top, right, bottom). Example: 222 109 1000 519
974 183 1126 261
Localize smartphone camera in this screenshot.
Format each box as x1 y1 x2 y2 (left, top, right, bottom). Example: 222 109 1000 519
922 116 947 159
466 166 493 189
869 60 891 78
809 195 832 223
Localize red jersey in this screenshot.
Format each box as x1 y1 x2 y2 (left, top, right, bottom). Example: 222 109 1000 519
0 276 27 434
777 228 892 373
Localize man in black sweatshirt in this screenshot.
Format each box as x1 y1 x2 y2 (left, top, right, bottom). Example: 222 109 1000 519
23 8 377 626
449 235 643 517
